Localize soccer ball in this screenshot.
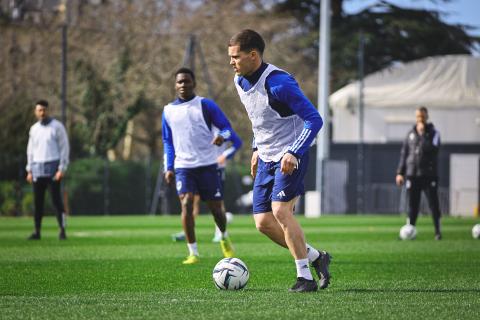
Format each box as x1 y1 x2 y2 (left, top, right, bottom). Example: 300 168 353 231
472 224 480 239
212 258 249 290
399 224 417 240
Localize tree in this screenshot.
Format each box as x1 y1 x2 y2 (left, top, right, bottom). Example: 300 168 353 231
73 50 154 158
273 0 480 90
0 95 35 180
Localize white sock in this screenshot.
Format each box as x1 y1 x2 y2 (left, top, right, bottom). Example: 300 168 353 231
222 231 229 239
295 258 313 280
214 226 222 238
187 242 199 256
306 243 320 263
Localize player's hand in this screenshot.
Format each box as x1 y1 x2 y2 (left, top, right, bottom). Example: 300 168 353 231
251 151 259 178
164 170 175 184
396 174 404 186
281 153 298 175
217 154 227 166
26 172 33 184
212 135 225 146
54 170 64 181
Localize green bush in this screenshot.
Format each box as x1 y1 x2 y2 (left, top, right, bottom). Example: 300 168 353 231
0 181 18 216
65 158 159 215
21 192 34 216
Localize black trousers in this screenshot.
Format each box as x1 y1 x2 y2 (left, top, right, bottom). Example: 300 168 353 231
33 177 66 233
406 176 441 234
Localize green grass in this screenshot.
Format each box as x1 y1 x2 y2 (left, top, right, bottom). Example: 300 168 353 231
0 214 479 319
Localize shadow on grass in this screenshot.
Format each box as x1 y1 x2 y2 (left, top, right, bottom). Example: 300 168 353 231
342 288 480 293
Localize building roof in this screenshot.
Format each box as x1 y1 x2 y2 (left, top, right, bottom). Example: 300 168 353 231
329 55 480 110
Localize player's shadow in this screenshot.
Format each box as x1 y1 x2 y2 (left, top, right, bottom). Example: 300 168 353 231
342 288 480 293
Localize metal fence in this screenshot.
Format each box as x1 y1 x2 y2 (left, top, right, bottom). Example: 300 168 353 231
364 183 449 215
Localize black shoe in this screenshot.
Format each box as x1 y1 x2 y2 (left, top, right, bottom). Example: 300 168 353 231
434 233 442 241
27 233 40 240
288 277 318 293
59 230 67 240
311 251 332 289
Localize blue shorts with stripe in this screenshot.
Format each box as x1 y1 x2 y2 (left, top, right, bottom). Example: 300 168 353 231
175 164 223 201
252 151 309 214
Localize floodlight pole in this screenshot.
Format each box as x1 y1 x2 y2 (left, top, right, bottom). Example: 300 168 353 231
60 0 69 125
316 0 331 215
183 34 196 72
356 32 365 213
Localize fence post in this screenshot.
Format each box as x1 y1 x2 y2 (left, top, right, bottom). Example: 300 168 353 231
103 158 110 215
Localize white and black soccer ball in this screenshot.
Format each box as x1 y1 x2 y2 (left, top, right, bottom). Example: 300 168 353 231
472 224 480 239
212 257 249 290
399 224 417 240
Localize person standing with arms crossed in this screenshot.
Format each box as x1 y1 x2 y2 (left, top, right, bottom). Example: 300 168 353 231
396 106 442 240
163 67 236 264
26 100 70 240
228 29 331 292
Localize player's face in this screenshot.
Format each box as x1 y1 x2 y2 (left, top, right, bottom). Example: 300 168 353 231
175 73 195 100
415 110 427 124
228 45 257 76
34 105 48 121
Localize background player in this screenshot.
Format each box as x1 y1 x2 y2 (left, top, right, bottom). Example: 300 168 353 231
396 106 442 240
162 67 236 264
26 100 69 240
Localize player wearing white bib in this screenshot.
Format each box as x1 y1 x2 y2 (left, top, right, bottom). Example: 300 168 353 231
228 29 331 292
162 68 236 264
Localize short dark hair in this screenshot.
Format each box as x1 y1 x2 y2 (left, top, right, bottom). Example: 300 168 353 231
175 67 195 82
229 29 265 55
36 100 49 108
418 106 428 114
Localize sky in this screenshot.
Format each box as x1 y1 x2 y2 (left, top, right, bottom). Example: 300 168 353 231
343 0 480 36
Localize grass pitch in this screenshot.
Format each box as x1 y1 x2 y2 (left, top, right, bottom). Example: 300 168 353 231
0 214 479 319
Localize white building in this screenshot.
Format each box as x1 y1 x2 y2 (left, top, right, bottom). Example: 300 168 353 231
329 55 480 143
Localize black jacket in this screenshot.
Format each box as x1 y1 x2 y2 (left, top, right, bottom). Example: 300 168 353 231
397 123 440 178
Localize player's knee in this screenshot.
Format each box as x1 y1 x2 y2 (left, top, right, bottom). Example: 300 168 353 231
255 219 270 234
272 207 290 225
181 194 195 212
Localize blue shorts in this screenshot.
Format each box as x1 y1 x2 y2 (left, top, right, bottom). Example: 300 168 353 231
253 152 309 214
175 164 223 201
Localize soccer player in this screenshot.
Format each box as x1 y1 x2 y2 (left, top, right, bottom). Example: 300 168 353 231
396 106 442 240
228 29 331 292
171 126 242 243
26 100 69 240
162 67 236 264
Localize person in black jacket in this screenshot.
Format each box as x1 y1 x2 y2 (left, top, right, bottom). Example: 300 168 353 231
396 106 442 240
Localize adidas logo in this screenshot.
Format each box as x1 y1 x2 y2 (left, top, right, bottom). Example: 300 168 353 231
214 190 222 197
276 190 286 198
